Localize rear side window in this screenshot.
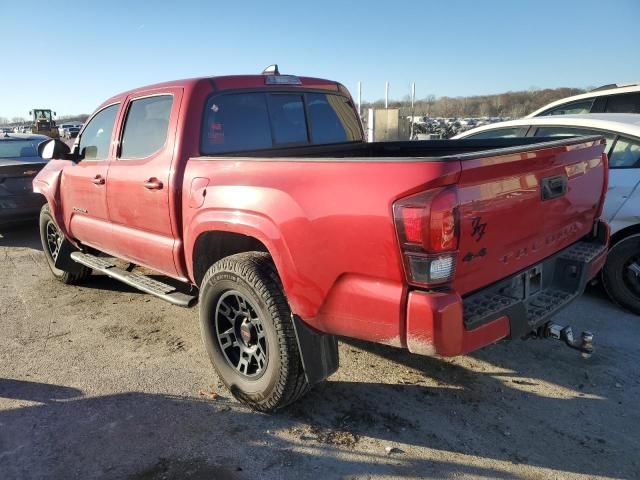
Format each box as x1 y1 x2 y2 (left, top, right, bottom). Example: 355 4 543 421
307 93 362 144
201 91 362 154
609 137 640 168
542 99 594 116
465 127 524 139
120 95 173 159
604 92 640 114
78 104 119 161
534 127 616 151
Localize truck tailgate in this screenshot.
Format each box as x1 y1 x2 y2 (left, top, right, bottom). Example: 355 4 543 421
453 138 607 296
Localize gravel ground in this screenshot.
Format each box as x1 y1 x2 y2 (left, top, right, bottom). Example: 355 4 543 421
1 222 639 480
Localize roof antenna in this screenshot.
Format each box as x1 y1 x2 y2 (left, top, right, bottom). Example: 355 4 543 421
262 64 280 75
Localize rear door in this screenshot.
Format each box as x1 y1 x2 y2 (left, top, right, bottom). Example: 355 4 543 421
104 88 182 276
453 138 607 296
606 136 640 228
60 103 120 251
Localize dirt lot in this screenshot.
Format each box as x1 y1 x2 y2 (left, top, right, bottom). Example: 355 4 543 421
1 222 639 480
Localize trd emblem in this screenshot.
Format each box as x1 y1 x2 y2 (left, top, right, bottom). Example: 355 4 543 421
471 216 487 242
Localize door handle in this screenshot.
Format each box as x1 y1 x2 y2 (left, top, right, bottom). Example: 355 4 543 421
92 175 105 185
144 178 163 190
541 175 567 201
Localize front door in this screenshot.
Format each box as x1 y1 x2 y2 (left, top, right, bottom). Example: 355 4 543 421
104 89 182 277
61 103 120 251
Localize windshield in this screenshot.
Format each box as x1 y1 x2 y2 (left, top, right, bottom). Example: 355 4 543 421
34 110 52 122
0 140 40 159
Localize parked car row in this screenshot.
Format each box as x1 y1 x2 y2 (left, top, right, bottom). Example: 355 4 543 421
57 123 83 139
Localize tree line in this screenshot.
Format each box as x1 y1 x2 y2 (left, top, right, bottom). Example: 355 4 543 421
363 87 586 118
1 87 586 126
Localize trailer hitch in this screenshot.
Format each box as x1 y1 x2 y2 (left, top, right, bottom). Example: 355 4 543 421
535 322 594 358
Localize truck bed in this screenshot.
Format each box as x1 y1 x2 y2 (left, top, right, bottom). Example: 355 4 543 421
205 136 599 160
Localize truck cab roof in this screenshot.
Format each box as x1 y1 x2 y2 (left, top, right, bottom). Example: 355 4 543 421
99 74 347 110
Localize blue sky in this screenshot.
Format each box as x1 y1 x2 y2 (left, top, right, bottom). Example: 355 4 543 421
1 0 639 118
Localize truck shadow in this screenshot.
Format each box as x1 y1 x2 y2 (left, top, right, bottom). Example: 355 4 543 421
331 303 638 478
0 382 513 480
2 316 637 480
0 221 42 250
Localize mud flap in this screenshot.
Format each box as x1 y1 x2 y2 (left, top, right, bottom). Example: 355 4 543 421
54 238 86 274
291 315 339 384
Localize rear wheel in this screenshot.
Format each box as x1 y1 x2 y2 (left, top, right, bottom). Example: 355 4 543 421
199 252 310 411
602 234 640 315
39 204 91 284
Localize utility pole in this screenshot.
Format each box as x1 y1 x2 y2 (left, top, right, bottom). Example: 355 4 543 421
357 81 362 116
410 82 416 140
385 82 389 109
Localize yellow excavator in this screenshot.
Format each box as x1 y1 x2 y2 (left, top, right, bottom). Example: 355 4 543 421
29 109 59 138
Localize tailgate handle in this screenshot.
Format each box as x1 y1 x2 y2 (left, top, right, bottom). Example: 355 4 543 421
541 175 567 201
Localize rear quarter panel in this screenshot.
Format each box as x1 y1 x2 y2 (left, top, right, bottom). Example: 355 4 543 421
182 158 460 345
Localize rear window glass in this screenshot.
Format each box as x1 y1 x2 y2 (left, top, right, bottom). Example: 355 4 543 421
0 140 39 159
604 93 640 114
465 127 524 139
201 91 362 154
307 93 362 144
543 100 594 116
267 94 308 145
203 93 272 154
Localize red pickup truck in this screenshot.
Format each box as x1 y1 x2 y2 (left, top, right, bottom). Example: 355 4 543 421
34 69 609 411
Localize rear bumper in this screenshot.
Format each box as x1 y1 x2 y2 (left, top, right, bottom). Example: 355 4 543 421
0 194 46 225
406 222 609 357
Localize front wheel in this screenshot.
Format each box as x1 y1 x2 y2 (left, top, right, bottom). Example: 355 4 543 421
199 252 310 411
602 234 640 315
39 204 91 284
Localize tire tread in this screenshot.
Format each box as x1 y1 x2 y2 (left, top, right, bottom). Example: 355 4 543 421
200 252 310 411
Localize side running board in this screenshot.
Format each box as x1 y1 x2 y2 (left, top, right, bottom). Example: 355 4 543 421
70 252 197 308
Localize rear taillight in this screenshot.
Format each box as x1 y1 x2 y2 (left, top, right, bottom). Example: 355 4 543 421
393 186 459 287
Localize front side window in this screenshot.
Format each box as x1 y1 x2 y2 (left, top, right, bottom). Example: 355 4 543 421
120 95 173 159
609 137 640 168
78 104 119 161
465 127 524 139
543 99 594 116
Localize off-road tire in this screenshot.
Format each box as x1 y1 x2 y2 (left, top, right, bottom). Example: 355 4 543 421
199 252 310 411
602 234 640 315
39 204 91 284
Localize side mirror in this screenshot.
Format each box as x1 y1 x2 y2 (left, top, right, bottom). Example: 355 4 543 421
83 145 98 160
38 139 71 160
